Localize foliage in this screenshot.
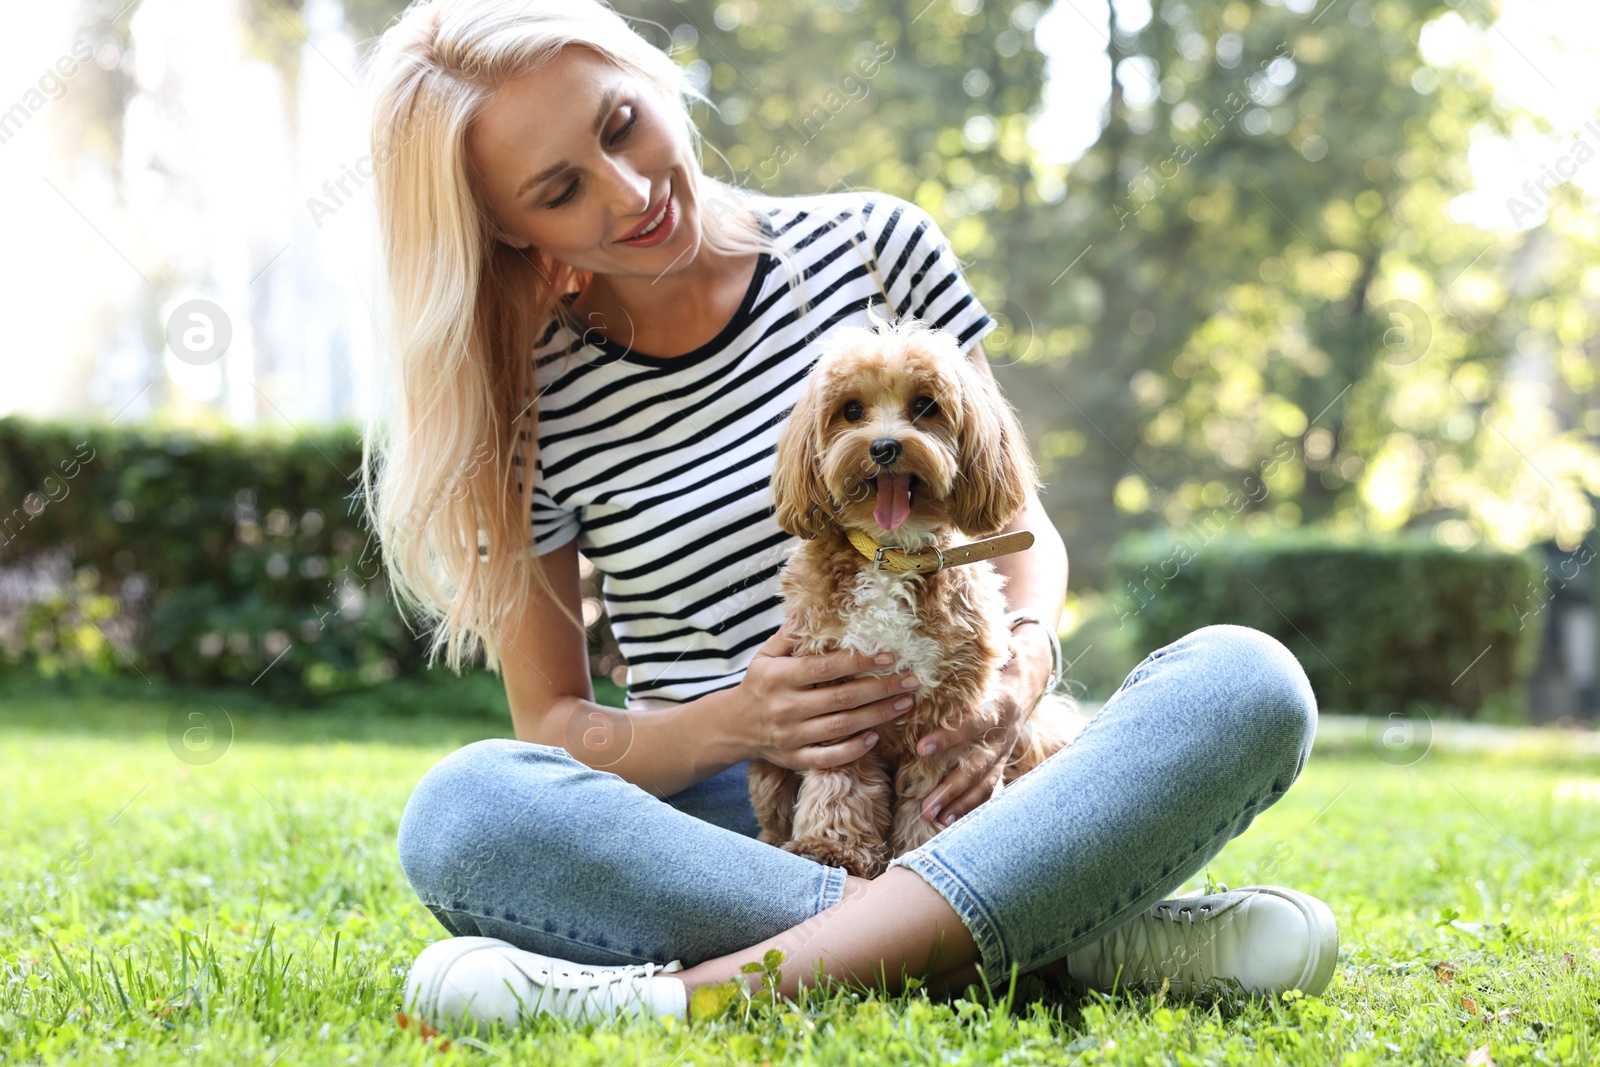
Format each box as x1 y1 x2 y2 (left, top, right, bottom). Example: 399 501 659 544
0 417 633 700
2 681 1598 1063
0 416 408 695
1107 528 1543 716
690 948 789 1023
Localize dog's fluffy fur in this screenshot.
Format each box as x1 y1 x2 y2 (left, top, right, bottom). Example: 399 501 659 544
750 315 1087 877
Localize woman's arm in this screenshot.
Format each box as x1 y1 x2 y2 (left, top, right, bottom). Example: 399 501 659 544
990 490 1069 697
498 539 915 799
497 539 747 797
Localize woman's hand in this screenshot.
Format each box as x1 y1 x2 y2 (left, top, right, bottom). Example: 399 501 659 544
733 618 923 771
916 623 1053 828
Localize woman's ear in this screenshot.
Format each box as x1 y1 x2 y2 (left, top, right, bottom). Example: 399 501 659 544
771 373 833 539
949 356 1039 537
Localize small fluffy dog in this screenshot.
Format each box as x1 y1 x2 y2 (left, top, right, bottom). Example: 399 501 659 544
751 315 1085 878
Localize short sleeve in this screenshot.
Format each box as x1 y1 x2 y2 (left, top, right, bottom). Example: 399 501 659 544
529 459 579 557
867 195 998 353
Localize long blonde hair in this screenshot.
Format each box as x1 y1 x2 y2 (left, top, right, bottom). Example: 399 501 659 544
358 0 809 674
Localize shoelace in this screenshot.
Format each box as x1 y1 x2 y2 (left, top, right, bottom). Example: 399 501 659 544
1085 901 1226 995
526 961 674 1019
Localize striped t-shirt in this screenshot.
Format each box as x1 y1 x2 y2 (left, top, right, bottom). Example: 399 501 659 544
527 189 998 712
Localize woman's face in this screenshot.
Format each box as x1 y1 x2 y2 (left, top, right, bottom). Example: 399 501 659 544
467 46 701 277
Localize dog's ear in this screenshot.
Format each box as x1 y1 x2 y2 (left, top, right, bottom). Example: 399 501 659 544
950 353 1039 537
772 365 833 540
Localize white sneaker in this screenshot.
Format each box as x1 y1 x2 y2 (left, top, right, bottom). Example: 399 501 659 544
400 937 688 1034
1064 885 1338 998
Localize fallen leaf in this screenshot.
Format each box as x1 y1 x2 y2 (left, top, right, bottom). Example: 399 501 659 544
1465 1044 1495 1066
1436 961 1459 982
1490 1007 1519 1025
396 1012 448 1048
1461 996 1478 1014
1560 952 1576 971
688 978 743 1022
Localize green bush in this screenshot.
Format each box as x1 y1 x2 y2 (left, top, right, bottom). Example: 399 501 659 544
0 417 630 702
0 416 419 695
1105 529 1543 718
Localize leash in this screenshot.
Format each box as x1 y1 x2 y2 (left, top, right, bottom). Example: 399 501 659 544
845 528 1035 575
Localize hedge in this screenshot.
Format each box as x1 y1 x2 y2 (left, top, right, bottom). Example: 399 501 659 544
3 416 1545 716
0 417 623 700
1105 529 1543 717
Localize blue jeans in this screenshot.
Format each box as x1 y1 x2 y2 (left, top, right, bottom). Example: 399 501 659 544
396 625 1317 982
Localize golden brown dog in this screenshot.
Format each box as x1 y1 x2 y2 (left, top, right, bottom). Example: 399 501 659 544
750 315 1085 877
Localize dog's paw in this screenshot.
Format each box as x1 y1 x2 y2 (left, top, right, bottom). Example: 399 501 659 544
783 837 885 879
892 815 945 857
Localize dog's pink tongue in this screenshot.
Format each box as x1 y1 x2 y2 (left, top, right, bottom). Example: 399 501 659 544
874 472 912 531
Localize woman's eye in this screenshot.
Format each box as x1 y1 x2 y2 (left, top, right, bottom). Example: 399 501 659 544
911 396 938 419
543 108 637 209
843 400 865 422
609 107 637 146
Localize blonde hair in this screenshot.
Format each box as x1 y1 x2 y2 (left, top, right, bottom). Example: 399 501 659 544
358 0 810 675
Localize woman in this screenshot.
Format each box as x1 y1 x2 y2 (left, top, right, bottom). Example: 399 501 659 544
360 0 1337 1033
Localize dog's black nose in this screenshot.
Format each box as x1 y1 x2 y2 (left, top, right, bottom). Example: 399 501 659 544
869 438 901 467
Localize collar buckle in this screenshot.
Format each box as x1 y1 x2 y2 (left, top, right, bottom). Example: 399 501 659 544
874 544 944 572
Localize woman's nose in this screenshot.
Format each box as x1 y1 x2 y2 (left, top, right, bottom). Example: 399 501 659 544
600 158 653 216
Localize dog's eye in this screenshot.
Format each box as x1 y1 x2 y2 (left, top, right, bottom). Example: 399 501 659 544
843 400 865 422
911 396 939 420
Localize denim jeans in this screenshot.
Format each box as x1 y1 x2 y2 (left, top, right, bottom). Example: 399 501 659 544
396 625 1318 982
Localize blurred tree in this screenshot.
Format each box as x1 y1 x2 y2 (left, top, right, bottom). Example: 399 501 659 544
990 0 1553 584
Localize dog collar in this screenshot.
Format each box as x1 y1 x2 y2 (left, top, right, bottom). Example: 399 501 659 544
845 528 1035 574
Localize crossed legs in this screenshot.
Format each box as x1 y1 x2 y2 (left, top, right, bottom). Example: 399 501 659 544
398 625 1318 1002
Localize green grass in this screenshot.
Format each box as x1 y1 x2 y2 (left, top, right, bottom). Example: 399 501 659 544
1 674 1597 1065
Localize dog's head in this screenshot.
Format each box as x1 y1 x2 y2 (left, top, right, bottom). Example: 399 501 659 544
772 316 1039 542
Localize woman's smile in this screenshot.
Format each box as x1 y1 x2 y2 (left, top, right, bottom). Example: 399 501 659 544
617 179 677 247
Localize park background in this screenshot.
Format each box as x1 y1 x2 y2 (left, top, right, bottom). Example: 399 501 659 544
1 0 1598 1064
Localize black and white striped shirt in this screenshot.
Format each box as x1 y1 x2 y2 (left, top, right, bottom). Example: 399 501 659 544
528 189 997 711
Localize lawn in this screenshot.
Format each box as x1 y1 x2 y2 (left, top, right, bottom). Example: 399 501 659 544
1 675 1597 1065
